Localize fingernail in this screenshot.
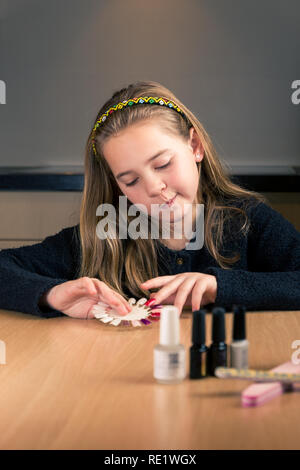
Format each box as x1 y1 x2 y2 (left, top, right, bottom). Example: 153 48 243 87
146 298 156 306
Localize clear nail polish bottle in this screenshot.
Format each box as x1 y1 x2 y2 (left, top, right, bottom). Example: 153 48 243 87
230 305 249 369
154 305 186 384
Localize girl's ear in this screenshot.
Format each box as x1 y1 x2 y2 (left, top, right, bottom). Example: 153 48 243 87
188 127 204 161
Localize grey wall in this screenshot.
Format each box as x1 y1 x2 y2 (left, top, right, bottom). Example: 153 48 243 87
0 0 299 169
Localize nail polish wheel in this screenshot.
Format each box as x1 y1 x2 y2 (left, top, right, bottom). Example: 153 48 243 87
92 297 161 327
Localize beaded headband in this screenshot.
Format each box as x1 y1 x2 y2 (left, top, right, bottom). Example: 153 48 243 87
91 96 187 157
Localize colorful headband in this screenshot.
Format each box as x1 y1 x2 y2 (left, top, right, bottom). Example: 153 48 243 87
91 96 187 156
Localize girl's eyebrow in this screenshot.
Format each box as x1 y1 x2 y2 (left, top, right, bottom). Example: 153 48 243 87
116 149 170 179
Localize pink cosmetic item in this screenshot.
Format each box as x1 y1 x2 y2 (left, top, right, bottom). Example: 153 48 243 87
241 361 300 407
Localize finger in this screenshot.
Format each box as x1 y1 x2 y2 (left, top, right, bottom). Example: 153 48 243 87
78 277 98 295
191 279 205 312
149 276 184 304
173 278 197 315
94 280 130 315
92 279 132 311
80 277 129 312
105 296 130 316
140 276 174 289
86 310 96 319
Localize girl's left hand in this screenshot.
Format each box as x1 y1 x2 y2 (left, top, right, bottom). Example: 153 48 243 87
140 273 217 315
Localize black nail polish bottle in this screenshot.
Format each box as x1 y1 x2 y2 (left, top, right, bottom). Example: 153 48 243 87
208 307 227 376
189 309 208 379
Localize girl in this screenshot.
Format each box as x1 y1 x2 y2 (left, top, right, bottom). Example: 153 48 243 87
0 81 299 319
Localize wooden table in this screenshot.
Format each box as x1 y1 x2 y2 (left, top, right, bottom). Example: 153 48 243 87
0 308 299 450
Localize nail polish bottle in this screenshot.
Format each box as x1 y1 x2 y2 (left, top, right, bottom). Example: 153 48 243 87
154 305 186 384
230 305 249 369
207 307 227 376
189 309 208 379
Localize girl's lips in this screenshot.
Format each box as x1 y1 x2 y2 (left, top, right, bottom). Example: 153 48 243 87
168 195 177 206
160 194 177 208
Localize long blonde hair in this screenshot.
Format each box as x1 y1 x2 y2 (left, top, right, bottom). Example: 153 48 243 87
78 81 266 299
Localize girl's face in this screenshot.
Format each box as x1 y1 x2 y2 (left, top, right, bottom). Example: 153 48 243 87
102 120 204 227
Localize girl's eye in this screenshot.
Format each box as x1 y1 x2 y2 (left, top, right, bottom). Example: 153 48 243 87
157 162 170 170
125 180 138 187
125 161 171 187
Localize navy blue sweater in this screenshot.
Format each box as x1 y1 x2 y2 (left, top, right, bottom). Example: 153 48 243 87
0 200 299 318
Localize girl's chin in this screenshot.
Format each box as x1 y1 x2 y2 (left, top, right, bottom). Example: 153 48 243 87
163 198 194 215
158 202 195 224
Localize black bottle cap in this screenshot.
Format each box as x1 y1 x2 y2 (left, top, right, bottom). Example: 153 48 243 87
232 305 246 340
211 307 226 343
192 309 206 345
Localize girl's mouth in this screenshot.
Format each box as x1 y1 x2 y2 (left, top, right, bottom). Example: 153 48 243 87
160 194 177 209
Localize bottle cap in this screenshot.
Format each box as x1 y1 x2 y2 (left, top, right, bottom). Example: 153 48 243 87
160 305 180 346
232 305 246 340
212 307 226 343
192 309 206 345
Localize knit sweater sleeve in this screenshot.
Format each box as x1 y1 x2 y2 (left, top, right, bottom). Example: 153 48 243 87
0 225 80 318
205 202 300 311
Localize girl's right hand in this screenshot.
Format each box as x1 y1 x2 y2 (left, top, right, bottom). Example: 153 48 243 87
42 277 132 319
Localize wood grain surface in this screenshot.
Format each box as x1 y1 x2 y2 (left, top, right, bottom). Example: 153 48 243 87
0 308 299 450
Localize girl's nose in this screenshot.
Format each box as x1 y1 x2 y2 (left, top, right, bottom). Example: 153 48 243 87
145 177 167 198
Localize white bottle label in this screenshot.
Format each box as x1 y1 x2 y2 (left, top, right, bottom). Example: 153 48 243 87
230 343 249 369
154 349 186 381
